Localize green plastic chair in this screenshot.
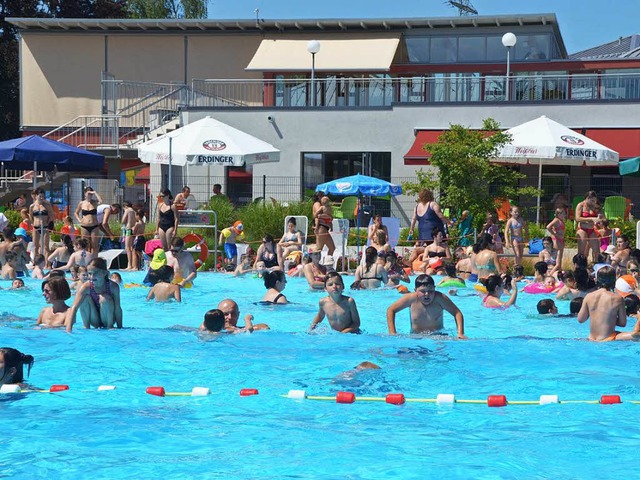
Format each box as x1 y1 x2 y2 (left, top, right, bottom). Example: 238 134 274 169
333 196 358 221
570 196 582 220
604 196 627 220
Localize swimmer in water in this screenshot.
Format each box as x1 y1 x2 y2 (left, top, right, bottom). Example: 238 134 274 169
309 272 361 333
36 277 72 328
386 274 466 338
480 274 518 309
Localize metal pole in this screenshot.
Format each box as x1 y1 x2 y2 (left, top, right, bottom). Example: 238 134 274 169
168 136 173 192
311 52 316 107
33 161 37 188
536 159 543 224
505 47 511 101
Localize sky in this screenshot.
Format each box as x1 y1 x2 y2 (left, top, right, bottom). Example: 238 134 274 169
206 0 639 54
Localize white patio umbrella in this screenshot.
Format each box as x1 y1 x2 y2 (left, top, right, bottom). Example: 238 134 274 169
493 115 619 223
137 116 280 190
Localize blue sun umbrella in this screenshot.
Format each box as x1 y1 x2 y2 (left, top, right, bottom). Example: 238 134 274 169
316 174 403 257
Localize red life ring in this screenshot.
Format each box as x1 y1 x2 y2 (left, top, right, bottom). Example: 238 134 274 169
182 233 208 269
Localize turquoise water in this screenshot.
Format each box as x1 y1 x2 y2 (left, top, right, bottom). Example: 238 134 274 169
2 273 640 479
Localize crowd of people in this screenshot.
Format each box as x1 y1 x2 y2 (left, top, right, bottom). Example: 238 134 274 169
3 185 640 385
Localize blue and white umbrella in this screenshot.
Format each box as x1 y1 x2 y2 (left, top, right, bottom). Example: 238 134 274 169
316 173 402 197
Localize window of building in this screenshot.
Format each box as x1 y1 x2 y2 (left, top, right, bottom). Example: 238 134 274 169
458 36 486 62
406 36 430 63
430 73 481 102
601 69 640 100
514 34 550 61
430 37 458 63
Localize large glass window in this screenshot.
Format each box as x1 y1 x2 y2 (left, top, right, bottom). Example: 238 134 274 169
430 73 481 102
601 69 640 100
458 36 486 62
514 71 567 101
514 34 550 61
430 37 458 63
406 37 430 63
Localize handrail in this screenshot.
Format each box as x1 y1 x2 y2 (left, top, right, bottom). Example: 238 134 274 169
43 114 119 138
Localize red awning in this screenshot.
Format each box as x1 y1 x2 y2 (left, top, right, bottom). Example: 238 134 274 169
403 131 444 165
582 128 640 159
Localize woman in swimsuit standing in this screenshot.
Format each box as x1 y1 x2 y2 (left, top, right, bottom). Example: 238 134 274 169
65 257 122 332
354 246 389 289
30 187 55 259
408 189 450 244
472 233 501 280
156 189 179 251
575 191 603 263
504 206 528 267
312 192 336 256
75 187 103 254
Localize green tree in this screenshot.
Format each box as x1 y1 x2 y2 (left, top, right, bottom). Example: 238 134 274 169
127 0 207 18
402 118 540 226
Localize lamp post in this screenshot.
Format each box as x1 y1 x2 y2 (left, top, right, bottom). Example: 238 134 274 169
307 40 321 106
501 32 517 101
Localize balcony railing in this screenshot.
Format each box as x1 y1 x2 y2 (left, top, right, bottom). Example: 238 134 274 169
191 72 640 108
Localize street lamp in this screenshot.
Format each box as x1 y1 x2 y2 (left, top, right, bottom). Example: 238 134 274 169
501 32 517 101
307 40 321 106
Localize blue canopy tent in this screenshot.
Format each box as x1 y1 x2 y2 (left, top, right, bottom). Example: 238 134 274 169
315 173 403 257
0 135 105 186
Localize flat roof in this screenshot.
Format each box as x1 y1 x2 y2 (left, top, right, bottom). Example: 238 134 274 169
7 13 559 33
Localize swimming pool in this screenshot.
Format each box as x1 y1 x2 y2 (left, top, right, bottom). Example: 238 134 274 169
2 272 640 478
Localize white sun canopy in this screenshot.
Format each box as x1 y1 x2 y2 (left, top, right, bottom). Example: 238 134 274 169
137 116 280 168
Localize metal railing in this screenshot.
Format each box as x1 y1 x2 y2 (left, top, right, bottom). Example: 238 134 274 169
191 72 640 107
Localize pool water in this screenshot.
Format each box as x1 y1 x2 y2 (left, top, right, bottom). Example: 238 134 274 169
2 272 640 479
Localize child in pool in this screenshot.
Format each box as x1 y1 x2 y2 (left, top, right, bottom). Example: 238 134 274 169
0 347 34 387
31 254 47 280
537 299 558 315
481 274 518 308
309 272 361 333
437 262 465 287
11 278 25 289
199 309 254 334
512 265 525 282
36 277 72 328
110 272 123 285
233 254 253 276
146 265 181 302
555 271 582 301
577 266 640 341
70 266 88 291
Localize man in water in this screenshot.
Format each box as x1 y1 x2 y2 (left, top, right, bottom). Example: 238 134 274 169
216 298 269 332
165 237 197 288
386 274 466 338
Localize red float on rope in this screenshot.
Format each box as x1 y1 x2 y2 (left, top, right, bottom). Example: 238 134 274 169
336 391 356 404
600 395 622 404
386 393 406 405
146 386 166 397
487 395 508 407
50 385 69 392
240 388 259 396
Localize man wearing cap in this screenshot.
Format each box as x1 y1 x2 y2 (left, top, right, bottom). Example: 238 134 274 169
578 266 640 341
218 221 245 268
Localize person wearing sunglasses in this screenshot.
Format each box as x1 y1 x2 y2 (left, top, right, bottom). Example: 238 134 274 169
166 237 197 288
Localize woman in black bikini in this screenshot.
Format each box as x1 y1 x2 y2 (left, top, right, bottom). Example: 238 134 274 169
29 187 55 259
156 189 178 251
261 270 288 304
424 228 451 275
75 187 102 254
354 246 389 289
254 234 279 269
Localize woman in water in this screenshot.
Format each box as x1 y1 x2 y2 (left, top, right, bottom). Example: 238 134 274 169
538 236 559 276
575 190 603 263
354 246 389 289
0 347 34 387
423 228 451 275
156 189 179 251
472 233 501 280
261 270 288 304
254 234 279 269
65 257 122 332
36 277 72 328
48 234 74 269
75 186 103 254
480 274 518 309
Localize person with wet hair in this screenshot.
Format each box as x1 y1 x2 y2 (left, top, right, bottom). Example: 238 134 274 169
261 270 288 304
37 277 72 328
480 274 518 309
386 274 465 338
577 266 640 341
0 348 34 386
